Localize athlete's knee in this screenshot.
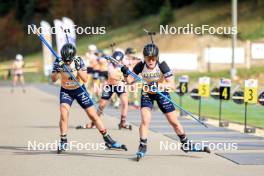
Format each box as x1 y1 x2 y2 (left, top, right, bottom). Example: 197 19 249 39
121 100 128 107
60 110 68 119
141 118 150 127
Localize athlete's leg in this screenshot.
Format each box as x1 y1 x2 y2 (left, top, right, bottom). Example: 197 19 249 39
58 102 72 151
137 107 152 156
119 92 128 126
156 92 185 136
20 75 26 92
12 75 18 86
165 110 185 135
139 107 152 139
11 75 18 92
85 105 126 148
97 98 108 116
85 98 108 128
75 84 111 129
156 92 194 151
136 93 154 155
58 87 74 146
59 103 70 135
85 105 105 130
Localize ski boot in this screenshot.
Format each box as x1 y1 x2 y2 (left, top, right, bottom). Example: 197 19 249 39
136 139 147 161
57 138 68 154
103 133 127 151
181 138 210 153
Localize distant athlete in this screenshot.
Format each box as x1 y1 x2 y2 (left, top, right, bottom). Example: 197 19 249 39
84 45 95 92
77 50 131 130
11 54 26 93
123 48 141 108
51 43 127 153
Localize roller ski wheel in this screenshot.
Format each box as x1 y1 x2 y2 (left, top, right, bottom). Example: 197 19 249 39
75 125 85 129
203 146 211 153
118 123 132 130
57 142 67 154
57 147 64 154
105 142 127 151
136 152 145 161
181 145 211 154
75 123 95 129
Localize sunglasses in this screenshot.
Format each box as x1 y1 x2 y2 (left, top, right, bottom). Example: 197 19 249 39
145 56 157 62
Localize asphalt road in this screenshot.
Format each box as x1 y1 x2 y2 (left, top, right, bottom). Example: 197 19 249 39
0 84 263 176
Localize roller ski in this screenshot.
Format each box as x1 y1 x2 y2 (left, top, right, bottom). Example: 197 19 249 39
118 116 132 130
103 133 127 151
136 150 146 161
57 137 68 154
180 139 211 154
136 139 147 161
75 122 96 129
118 123 132 130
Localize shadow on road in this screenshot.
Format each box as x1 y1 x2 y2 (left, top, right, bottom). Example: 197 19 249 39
25 125 122 131
0 145 203 161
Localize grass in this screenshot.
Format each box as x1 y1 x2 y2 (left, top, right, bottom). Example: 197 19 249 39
171 93 264 129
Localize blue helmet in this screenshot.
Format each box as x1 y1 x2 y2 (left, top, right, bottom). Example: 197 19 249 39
112 51 124 62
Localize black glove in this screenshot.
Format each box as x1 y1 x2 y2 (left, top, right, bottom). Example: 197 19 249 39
121 65 129 77
74 57 81 71
149 82 158 92
52 60 64 72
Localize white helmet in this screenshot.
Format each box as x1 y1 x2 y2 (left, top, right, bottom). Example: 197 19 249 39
16 54 23 61
88 44 97 52
114 48 125 55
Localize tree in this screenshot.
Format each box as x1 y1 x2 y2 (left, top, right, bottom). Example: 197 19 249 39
159 0 174 25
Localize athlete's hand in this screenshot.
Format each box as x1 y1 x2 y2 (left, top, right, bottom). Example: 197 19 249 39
74 57 81 71
52 60 64 72
58 60 65 67
149 82 158 93
121 65 129 77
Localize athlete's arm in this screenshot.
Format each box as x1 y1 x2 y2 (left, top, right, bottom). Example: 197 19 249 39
51 60 62 82
77 70 87 82
159 61 175 90
160 76 176 90
122 61 144 84
51 72 59 82
75 57 87 83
